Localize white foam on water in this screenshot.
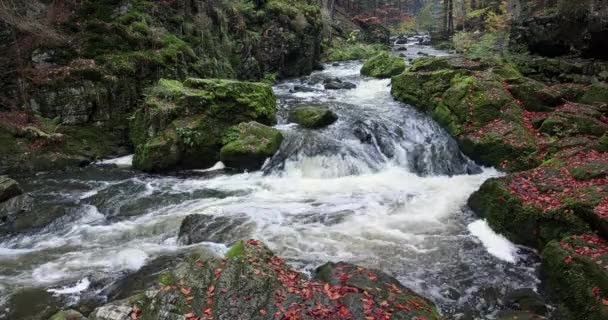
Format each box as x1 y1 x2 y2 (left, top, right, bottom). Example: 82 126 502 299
468 220 519 263
48 278 90 295
97 154 134 167
193 162 226 173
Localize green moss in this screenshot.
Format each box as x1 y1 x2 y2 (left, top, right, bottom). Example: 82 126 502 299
225 240 246 259
158 272 177 286
220 121 283 170
325 43 388 62
132 129 181 172
360 52 406 79
542 237 608 320
580 82 608 105
468 178 591 249
288 106 337 128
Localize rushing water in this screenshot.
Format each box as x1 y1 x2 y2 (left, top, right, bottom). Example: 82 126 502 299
0 41 544 319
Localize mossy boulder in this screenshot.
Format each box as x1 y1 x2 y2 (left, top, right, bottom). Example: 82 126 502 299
580 82 608 105
90 240 444 320
361 52 406 78
131 79 278 172
288 106 338 128
391 56 540 171
542 234 608 320
49 310 87 320
539 103 607 137
468 177 591 249
508 78 585 111
0 176 22 203
5 288 62 320
219 121 284 171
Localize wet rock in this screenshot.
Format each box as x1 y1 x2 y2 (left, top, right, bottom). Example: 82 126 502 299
131 79 277 172
289 106 338 129
496 310 546 320
361 52 406 79
3 287 62 320
290 85 316 93
177 214 254 245
49 309 87 320
394 38 408 45
88 301 134 320
0 176 22 203
332 62 340 66
0 194 70 236
102 253 189 302
395 46 408 51
93 241 443 320
508 78 585 111
324 80 356 90
220 121 284 171
503 288 547 316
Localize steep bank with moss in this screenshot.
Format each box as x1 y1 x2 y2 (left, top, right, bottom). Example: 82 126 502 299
0 0 322 173
390 50 608 318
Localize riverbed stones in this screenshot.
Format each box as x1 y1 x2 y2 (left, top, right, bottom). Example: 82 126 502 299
131 78 277 172
178 214 254 245
0 176 22 202
4 287 62 320
361 52 406 78
90 240 444 320
289 106 338 128
219 121 283 171
0 194 72 236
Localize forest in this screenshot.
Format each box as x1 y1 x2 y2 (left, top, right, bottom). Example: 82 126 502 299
0 0 607 319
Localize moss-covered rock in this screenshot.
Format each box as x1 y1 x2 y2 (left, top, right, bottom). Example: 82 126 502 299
325 43 388 62
542 234 608 320
391 56 541 171
580 82 608 105
91 240 444 320
468 177 591 249
0 176 22 203
220 121 283 171
288 106 338 128
49 309 87 320
361 52 406 78
131 78 278 172
539 103 607 137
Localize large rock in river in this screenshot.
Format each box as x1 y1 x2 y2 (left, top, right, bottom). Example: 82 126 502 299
89 240 444 320
131 79 278 172
289 106 338 128
219 121 283 171
361 52 406 79
0 176 22 202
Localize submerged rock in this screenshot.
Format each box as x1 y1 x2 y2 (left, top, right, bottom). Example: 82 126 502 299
3 287 62 320
89 241 444 320
361 52 406 79
0 194 71 236
323 78 356 90
178 214 254 245
219 121 284 171
289 106 338 129
0 176 22 203
131 79 277 172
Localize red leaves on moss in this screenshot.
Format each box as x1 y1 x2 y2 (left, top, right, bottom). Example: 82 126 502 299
508 150 608 215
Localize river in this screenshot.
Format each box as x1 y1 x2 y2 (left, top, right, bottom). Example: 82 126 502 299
0 40 544 319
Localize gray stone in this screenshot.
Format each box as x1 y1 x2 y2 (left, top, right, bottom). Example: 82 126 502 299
0 176 22 202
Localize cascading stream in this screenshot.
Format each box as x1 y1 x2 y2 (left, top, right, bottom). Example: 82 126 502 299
0 41 544 318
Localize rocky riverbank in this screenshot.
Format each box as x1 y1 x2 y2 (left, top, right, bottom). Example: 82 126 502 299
0 0 323 175
391 52 608 319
